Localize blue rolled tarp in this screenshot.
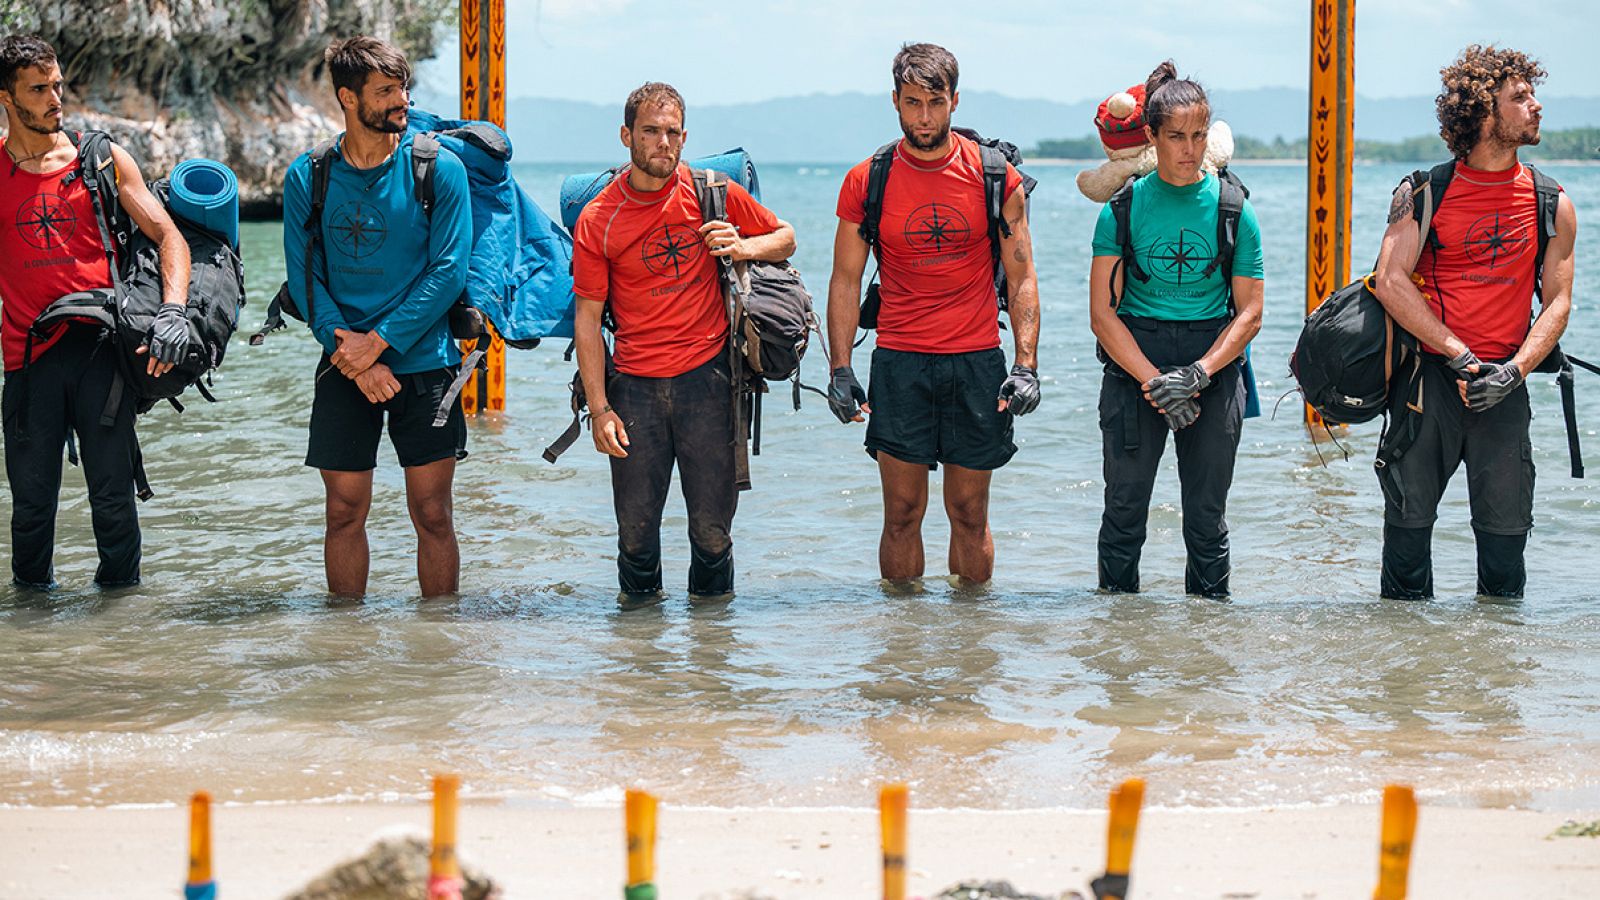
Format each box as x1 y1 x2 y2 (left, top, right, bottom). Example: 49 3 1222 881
168 158 239 249
559 148 761 230
407 108 577 343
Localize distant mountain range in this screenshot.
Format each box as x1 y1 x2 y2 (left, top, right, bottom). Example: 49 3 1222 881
414 88 1600 164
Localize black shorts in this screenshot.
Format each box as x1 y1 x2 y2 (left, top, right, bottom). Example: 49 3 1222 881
305 356 468 471
865 346 1016 471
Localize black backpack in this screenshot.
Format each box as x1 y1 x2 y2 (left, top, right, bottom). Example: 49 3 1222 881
23 131 246 499
856 127 1037 331
693 168 824 489
1292 162 1595 476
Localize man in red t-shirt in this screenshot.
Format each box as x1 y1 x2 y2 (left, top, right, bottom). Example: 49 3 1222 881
571 82 795 607
0 35 191 589
1372 45 1578 599
825 43 1041 586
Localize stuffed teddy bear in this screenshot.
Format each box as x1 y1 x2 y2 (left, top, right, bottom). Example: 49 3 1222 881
1074 83 1235 203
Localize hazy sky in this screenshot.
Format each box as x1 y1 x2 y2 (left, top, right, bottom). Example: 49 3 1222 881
417 0 1596 105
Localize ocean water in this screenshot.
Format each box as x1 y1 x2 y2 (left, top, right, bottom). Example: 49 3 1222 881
1 161 1598 812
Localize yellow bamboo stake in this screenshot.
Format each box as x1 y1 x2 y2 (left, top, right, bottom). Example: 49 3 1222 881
186 791 213 887
458 0 507 415
1091 778 1145 900
624 788 659 899
429 774 464 900
1305 0 1356 430
880 783 909 900
1373 785 1418 900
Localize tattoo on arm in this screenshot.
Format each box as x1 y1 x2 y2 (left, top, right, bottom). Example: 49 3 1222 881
1387 184 1415 226
1012 246 1027 264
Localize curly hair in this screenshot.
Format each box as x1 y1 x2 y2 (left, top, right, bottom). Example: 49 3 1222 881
1436 45 1546 158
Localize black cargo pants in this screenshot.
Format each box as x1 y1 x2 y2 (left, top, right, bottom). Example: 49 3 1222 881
1377 356 1533 599
1 325 141 587
1097 316 1246 597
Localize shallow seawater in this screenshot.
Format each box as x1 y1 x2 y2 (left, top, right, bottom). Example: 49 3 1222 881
2 162 1598 812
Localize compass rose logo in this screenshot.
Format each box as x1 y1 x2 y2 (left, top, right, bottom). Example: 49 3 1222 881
15 193 77 251
1463 213 1529 270
1144 229 1216 286
903 202 971 253
328 201 388 260
640 223 703 279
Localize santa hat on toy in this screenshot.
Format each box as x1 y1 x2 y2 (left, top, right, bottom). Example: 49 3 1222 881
1096 84 1147 150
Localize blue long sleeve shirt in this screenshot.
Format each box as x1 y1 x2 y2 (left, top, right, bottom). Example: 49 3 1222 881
282 133 471 374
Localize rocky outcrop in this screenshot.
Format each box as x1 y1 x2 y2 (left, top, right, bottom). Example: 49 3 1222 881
4 1 452 217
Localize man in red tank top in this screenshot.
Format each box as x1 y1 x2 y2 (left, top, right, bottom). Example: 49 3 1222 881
825 43 1041 587
1372 45 1578 600
0 35 191 589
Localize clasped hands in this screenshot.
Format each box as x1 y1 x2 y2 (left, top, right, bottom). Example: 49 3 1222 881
1143 363 1210 431
332 328 398 404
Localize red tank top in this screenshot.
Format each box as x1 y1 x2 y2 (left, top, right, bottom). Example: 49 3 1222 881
0 140 114 372
1416 161 1546 359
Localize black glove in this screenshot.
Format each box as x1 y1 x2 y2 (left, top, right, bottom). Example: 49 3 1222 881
1465 361 1524 412
1444 348 1482 381
1146 363 1210 411
996 365 1041 416
1161 396 1201 431
146 303 190 366
828 365 867 423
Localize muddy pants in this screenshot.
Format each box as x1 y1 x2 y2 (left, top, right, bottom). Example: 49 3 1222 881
1 326 141 587
1098 316 1245 597
608 355 738 597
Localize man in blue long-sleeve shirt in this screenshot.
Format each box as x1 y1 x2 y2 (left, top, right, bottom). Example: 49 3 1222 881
283 36 472 599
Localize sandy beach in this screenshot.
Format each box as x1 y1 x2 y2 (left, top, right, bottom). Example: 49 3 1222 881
3 802 1597 898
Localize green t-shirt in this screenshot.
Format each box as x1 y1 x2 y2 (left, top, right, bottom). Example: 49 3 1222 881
1091 172 1264 320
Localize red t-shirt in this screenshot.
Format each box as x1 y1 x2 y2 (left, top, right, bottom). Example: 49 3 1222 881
572 164 782 378
0 143 114 371
1416 161 1552 359
836 133 1022 354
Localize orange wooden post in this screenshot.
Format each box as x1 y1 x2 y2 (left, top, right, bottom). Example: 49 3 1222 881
459 0 507 415
1305 0 1356 429
1373 784 1418 900
185 791 214 893
429 774 464 900
624 788 659 899
879 784 909 900
1091 778 1145 900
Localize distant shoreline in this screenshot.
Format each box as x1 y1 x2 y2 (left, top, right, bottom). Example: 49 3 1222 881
1024 157 1600 166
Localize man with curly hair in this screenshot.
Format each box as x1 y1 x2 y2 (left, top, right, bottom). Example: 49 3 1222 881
1371 45 1578 600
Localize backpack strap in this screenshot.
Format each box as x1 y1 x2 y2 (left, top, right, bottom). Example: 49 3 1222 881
1107 175 1145 309
1526 163 1561 297
858 141 898 252
1201 169 1249 314
411 132 440 218
693 168 753 492
975 142 1012 312
1410 161 1455 251
301 139 338 331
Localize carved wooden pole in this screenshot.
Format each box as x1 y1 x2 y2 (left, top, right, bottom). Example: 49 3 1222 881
459 0 507 415
1306 0 1355 427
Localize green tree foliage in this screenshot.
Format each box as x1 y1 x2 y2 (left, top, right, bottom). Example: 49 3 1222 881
0 0 40 32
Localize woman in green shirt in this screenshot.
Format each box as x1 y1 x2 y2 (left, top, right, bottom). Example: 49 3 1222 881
1088 61 1265 598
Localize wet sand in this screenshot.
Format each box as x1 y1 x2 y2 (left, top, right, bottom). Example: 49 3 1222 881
3 802 1597 898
